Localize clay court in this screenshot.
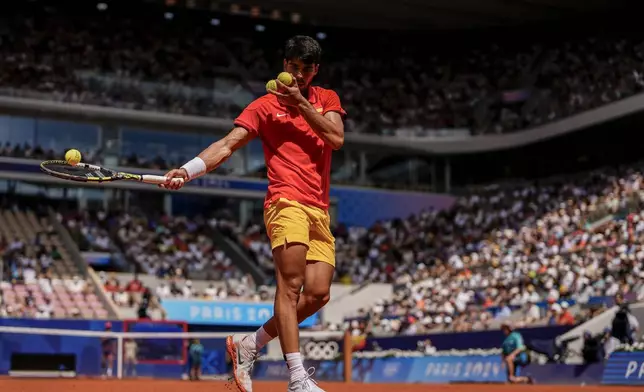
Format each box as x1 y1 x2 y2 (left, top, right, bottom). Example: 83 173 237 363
0 379 640 392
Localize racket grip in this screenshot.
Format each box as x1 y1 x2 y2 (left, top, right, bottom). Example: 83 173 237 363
141 175 184 186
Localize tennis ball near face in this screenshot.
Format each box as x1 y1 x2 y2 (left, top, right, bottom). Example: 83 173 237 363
277 72 294 86
65 149 82 166
266 79 278 93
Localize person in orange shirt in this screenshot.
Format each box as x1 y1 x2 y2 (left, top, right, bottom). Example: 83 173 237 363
557 302 576 326
162 36 345 392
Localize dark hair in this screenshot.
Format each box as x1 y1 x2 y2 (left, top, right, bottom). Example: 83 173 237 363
284 35 322 65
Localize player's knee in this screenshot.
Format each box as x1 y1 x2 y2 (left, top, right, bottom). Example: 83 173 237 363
276 274 305 303
302 286 330 309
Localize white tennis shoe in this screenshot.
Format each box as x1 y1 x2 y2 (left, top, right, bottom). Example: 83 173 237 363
226 335 258 392
287 368 326 392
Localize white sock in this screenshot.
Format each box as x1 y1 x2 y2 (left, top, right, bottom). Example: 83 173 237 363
255 326 273 349
240 326 274 354
285 352 306 382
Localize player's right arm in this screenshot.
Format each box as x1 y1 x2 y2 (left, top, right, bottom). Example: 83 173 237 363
161 126 255 190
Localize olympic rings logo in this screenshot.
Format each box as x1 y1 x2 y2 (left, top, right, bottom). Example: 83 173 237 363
301 339 340 360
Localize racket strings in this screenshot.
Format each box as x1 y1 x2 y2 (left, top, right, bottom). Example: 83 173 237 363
42 162 114 179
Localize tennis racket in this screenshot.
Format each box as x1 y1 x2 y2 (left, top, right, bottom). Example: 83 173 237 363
40 160 183 186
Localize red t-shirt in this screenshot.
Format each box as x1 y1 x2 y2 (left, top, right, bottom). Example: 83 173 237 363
104 281 119 292
234 86 346 210
125 279 144 292
557 311 575 325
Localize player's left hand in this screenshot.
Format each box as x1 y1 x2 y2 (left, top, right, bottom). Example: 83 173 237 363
269 79 306 107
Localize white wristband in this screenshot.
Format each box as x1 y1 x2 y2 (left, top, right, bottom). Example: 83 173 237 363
180 157 207 180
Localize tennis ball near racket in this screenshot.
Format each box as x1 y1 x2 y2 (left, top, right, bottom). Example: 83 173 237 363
65 149 81 166
266 79 277 93
277 72 294 86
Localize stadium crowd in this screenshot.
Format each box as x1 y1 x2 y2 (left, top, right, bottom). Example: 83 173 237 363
3 168 644 330
342 168 644 334
0 208 110 319
64 210 244 282
1 3 644 135
32 160 644 332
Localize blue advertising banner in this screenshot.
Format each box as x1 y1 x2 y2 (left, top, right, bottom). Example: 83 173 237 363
253 357 607 385
524 363 604 385
406 356 506 383
82 251 111 266
161 299 319 327
602 352 644 385
253 355 507 384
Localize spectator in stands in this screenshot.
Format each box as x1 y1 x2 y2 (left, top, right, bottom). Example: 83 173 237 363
155 282 171 298
547 303 561 326
40 297 53 318
524 300 542 325
182 280 194 298
66 275 86 293
125 274 144 293
9 237 23 252
113 289 130 307
204 283 217 298
495 303 512 320
417 339 437 355
557 302 576 326
104 276 121 293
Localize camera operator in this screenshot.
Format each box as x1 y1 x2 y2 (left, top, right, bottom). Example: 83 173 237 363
611 303 639 345
581 329 610 364
137 287 152 319
417 339 437 355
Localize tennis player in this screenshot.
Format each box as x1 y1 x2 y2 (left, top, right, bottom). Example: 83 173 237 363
162 35 345 392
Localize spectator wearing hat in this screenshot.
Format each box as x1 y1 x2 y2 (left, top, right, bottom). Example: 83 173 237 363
557 302 575 325
547 303 561 326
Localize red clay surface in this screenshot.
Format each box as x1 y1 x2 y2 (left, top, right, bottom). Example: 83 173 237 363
0 379 641 392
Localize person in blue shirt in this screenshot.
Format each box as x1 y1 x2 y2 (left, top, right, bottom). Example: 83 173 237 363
501 322 533 384
189 338 204 381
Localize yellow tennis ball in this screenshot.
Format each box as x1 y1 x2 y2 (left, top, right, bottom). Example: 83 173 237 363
266 79 277 92
277 72 294 86
65 149 81 166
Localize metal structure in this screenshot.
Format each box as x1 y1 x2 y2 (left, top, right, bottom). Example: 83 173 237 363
214 0 623 29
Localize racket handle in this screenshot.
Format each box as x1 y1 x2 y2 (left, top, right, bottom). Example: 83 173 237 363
141 175 184 186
